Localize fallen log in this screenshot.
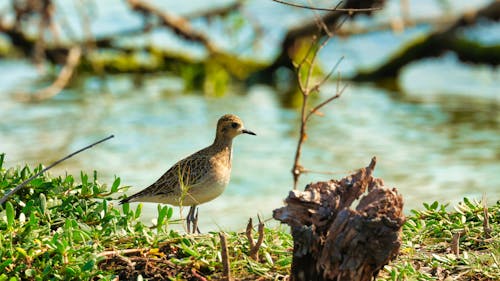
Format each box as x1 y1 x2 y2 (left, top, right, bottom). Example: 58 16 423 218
273 157 405 281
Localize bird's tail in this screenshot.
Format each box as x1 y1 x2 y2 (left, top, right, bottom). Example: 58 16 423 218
118 192 140 205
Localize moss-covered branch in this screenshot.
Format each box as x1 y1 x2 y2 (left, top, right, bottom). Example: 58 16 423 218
352 1 500 82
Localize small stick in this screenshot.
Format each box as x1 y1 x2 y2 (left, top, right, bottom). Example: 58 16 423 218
97 247 147 257
114 254 135 270
482 196 491 239
0 135 114 205
246 218 255 249
219 232 232 281
250 215 265 261
270 0 381 12
451 232 461 256
246 215 265 261
191 268 208 281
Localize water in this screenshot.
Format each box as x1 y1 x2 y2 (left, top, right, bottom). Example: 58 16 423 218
1 69 498 230
0 0 499 231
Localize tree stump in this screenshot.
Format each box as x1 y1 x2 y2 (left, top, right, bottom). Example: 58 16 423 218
273 157 405 281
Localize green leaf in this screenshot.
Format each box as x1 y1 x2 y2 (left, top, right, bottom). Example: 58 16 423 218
20 166 29 179
30 178 44 188
430 201 439 210
122 202 130 215
82 259 95 271
157 205 168 230
65 266 77 276
64 175 74 185
39 193 47 216
81 172 88 186
6 201 15 229
0 153 4 169
180 241 199 258
0 259 14 270
134 203 142 219
166 206 174 220
92 185 100 195
111 177 120 193
16 247 28 259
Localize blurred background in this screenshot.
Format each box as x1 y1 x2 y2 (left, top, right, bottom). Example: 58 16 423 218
0 0 498 231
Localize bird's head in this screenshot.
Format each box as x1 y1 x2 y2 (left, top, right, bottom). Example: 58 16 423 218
216 114 256 140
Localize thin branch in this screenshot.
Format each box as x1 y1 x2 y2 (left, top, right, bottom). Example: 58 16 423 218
310 1 343 37
219 232 232 281
251 215 265 261
311 56 344 93
246 216 265 261
191 268 208 281
0 135 114 205
451 230 465 256
482 196 491 239
185 1 242 19
270 0 381 13
307 82 348 121
127 0 216 52
245 218 255 249
289 7 351 188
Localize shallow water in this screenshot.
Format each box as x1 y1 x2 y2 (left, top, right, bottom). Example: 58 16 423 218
0 0 499 231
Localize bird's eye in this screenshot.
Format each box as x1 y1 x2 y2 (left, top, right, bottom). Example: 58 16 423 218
231 122 239 129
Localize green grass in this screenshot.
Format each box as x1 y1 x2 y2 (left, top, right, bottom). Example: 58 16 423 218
0 153 498 280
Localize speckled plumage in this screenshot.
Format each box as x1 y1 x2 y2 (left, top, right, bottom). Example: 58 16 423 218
119 114 255 207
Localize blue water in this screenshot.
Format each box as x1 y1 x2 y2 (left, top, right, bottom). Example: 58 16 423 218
0 0 498 231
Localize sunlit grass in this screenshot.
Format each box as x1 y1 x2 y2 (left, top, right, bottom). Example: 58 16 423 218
0 153 498 280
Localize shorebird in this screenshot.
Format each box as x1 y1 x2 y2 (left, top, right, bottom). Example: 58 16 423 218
119 114 256 233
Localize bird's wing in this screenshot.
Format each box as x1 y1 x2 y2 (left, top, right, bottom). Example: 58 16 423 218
119 150 212 204
146 153 212 195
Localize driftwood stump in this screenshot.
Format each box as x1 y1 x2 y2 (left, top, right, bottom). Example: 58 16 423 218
273 157 405 281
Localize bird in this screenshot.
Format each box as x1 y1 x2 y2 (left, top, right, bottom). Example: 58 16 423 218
119 114 256 233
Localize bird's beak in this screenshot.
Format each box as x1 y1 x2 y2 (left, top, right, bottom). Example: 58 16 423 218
242 129 256 136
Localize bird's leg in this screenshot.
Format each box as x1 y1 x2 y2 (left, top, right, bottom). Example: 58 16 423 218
192 207 200 234
186 206 195 233
186 205 200 233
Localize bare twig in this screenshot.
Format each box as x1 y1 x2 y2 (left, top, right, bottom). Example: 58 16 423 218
291 37 346 189
97 248 147 257
307 82 348 120
482 196 491 239
246 216 265 261
245 218 255 249
252 216 265 261
219 232 232 281
191 268 208 281
127 0 216 52
270 0 381 13
310 56 344 93
115 254 136 270
0 135 114 205
283 0 361 189
185 1 242 19
451 231 461 256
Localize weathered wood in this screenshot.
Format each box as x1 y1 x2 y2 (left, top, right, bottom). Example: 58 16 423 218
273 157 405 281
